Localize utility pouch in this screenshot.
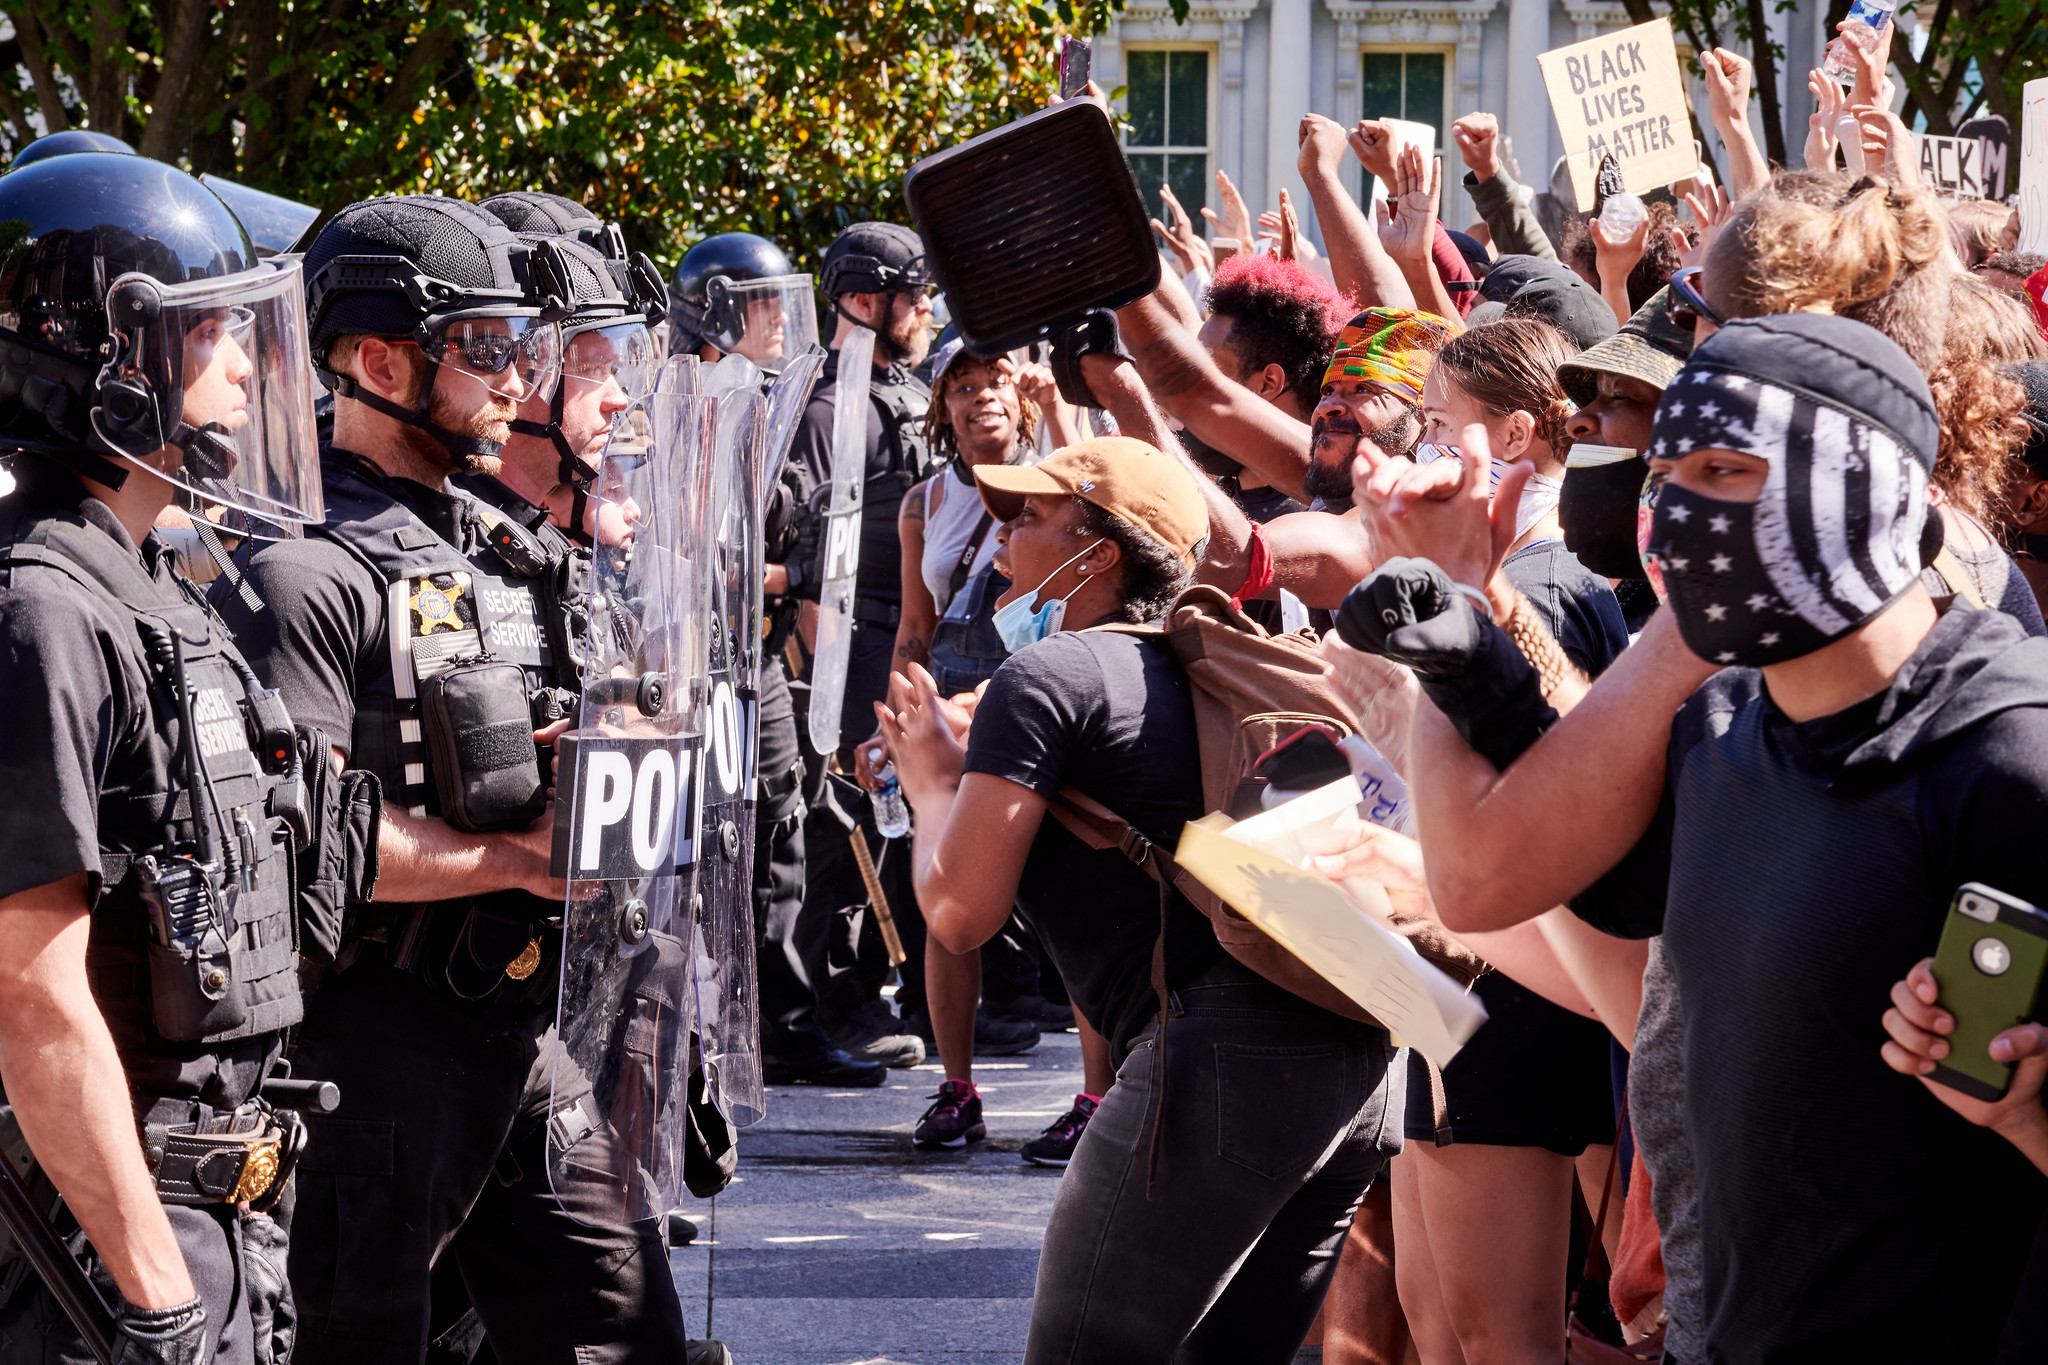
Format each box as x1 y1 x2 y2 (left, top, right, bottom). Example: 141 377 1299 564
137 853 249 1042
292 725 383 964
418 659 545 833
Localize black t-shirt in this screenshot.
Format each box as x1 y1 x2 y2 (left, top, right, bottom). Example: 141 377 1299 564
962 630 1225 1057
0 466 276 1102
1575 606 2048 1362
1502 538 1629 676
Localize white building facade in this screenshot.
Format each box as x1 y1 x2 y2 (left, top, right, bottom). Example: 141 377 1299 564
1098 0 1835 248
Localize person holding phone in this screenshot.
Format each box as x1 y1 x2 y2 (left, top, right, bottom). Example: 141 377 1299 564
1880 955 2048 1175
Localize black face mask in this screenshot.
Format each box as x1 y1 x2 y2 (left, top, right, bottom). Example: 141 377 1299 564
1559 455 1651 581
1648 482 1836 666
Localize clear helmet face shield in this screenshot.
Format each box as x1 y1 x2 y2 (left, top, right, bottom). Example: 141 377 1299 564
92 257 325 530
702 274 817 373
419 309 563 408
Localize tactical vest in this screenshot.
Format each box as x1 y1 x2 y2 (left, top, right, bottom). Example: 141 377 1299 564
809 355 932 612
0 511 302 1055
310 451 588 825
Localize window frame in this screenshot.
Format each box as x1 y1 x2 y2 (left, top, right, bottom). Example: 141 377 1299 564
1355 44 1456 203
1119 42 1220 220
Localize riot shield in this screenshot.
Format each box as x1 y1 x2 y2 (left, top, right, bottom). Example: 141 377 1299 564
548 386 719 1224
805 326 875 754
761 346 826 515
695 353 768 1125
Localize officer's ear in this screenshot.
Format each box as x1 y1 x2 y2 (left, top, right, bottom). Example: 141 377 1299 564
342 335 423 406
839 292 886 330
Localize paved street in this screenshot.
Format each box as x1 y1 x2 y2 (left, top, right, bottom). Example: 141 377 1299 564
668 1024 1082 1365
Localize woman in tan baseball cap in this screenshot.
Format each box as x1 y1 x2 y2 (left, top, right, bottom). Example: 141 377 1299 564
877 435 1404 1360
972 434 1210 646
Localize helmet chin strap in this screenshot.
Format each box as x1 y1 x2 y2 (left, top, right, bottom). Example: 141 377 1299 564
321 356 504 463
508 386 595 545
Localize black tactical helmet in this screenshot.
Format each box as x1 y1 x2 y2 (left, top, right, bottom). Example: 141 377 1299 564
0 151 325 524
476 193 667 328
818 221 929 301
477 190 628 261
303 194 571 464
7 129 135 173
669 232 797 353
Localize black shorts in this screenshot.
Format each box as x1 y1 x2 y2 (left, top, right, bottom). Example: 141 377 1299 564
1404 969 1616 1155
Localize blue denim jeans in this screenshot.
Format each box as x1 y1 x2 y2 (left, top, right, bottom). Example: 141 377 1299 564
1025 961 1402 1364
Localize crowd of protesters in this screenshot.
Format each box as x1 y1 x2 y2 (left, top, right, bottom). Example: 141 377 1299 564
743 16 2048 1364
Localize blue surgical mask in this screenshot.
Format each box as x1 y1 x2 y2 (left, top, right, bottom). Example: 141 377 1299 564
991 541 1103 653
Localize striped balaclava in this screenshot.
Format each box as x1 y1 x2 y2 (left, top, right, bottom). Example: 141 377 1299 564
1644 314 1940 667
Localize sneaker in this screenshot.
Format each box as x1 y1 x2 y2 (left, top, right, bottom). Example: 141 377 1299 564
986 993 1075 1031
827 997 927 1069
973 1008 1040 1057
1021 1094 1099 1168
912 1079 986 1148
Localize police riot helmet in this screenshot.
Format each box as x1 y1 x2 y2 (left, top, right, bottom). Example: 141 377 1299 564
668 232 817 372
303 194 570 466
0 152 326 529
478 190 628 261
7 129 135 173
492 230 665 527
819 221 930 301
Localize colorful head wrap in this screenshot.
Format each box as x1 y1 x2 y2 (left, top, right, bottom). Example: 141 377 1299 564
1321 307 1453 401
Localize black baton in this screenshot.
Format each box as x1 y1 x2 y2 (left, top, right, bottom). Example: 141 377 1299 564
0 1151 117 1365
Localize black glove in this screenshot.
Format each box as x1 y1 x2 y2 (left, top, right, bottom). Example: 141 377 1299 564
113 1295 209 1365
1050 308 1131 408
1335 557 1490 680
1338 557 1558 770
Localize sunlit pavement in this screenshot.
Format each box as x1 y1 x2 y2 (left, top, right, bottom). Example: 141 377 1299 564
668 1027 1082 1364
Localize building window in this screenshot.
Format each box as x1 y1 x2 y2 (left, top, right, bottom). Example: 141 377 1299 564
1124 49 1210 219
1359 50 1449 199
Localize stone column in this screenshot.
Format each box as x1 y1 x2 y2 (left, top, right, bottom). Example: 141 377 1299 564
1504 0 1554 188
1266 0 1314 218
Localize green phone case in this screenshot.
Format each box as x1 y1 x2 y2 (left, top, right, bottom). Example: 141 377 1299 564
1927 883 2048 1101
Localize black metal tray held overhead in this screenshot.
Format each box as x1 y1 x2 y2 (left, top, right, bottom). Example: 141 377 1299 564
904 99 1162 356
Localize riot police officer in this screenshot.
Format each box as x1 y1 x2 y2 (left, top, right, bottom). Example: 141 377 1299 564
0 153 344 1363
669 232 818 373
781 221 944 1071
473 193 667 548
210 195 702 1364
672 232 884 1088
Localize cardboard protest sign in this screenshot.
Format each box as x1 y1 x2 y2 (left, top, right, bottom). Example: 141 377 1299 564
2021 79 2048 255
1959 114 2013 199
1918 129 2008 200
1538 17 1698 211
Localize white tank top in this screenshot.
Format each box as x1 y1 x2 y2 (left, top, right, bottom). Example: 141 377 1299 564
920 459 1020 615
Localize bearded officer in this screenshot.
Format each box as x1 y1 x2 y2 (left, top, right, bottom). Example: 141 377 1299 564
210 195 709 1364
0 153 342 1364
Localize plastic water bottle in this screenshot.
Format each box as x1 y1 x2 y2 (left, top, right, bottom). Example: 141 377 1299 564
874 763 913 839
1823 0 1897 84
1599 190 1645 241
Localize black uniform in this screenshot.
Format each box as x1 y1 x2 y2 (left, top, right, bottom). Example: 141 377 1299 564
213 449 691 1365
0 463 302 1365
784 347 934 1026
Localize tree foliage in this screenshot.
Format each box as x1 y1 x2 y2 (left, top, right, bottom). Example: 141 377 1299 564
0 0 1108 267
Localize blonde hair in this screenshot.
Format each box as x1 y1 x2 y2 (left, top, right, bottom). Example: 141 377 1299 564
1945 197 2014 270
1705 172 1953 375
1433 317 1578 459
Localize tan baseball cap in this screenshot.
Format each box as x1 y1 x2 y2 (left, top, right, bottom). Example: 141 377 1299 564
973 436 1209 564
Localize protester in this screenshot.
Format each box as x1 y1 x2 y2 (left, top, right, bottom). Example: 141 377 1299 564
1392 314 2048 1360
1979 248 2048 304
1948 195 2015 270
2002 361 2048 612
879 436 1400 1361
861 336 1098 1148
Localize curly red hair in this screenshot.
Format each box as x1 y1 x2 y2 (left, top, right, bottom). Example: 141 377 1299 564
1203 254 1357 401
